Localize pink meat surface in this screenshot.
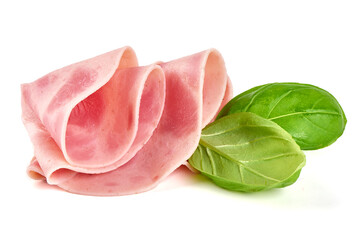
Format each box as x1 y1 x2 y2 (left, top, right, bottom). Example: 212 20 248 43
22 47 232 196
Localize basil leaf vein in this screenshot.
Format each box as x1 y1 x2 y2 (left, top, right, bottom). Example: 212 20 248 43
217 82 347 150
189 112 306 192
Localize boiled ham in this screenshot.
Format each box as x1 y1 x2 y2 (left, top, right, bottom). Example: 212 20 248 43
22 47 232 196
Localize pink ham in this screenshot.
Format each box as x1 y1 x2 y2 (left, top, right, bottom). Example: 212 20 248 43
22 47 232 196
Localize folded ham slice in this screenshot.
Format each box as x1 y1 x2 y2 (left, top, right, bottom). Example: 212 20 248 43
22 47 232 196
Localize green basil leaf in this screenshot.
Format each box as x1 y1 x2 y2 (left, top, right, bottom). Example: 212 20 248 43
189 112 306 192
217 82 347 150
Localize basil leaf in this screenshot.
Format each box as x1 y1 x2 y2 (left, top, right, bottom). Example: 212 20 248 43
189 112 306 192
217 82 347 150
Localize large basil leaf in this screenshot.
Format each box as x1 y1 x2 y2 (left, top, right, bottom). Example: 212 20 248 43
189 112 306 192
217 82 347 150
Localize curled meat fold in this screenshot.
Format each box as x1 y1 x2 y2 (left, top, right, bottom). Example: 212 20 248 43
22 47 233 195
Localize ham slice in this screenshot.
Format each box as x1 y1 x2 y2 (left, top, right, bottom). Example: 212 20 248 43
22 47 232 196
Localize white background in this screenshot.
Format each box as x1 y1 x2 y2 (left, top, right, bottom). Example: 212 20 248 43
1 0 359 239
